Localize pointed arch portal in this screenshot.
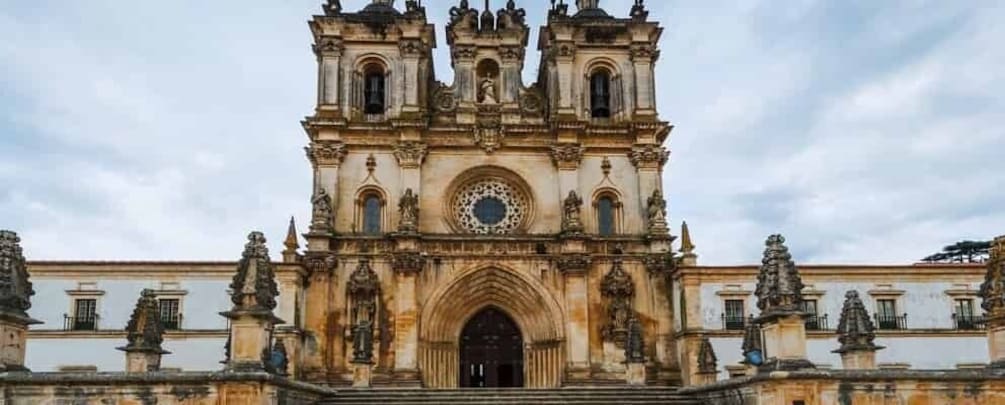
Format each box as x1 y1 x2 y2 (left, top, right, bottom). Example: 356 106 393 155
419 266 566 388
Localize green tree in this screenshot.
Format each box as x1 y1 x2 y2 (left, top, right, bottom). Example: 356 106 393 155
922 240 991 263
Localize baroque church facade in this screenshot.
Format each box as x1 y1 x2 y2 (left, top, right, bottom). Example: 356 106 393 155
299 0 676 388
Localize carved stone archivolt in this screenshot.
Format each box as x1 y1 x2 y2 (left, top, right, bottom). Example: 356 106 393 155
550 143 585 169
394 141 428 169
629 145 669 169
601 258 636 345
305 141 347 167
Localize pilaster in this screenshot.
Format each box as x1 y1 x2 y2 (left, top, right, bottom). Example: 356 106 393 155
390 236 424 386
313 36 344 117
557 242 591 379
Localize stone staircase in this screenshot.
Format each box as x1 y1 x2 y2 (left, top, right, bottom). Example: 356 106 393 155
318 387 699 405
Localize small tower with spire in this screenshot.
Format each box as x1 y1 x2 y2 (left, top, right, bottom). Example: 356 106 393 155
833 290 883 370
753 234 815 372
282 217 301 264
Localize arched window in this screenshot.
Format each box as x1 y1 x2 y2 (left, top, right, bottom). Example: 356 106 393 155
361 193 383 235
364 70 386 115
590 71 611 118
597 196 616 236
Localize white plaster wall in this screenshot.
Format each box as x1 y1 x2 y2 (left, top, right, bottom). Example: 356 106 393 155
31 278 231 331
699 283 759 330
25 337 227 372
709 337 744 380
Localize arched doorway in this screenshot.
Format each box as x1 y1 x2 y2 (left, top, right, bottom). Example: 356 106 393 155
459 307 524 388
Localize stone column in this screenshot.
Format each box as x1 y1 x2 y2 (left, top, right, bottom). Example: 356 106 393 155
220 232 285 373
981 236 1005 371
0 230 41 373
306 141 347 251
301 254 338 379
753 235 815 372
833 291 883 370
452 45 477 124
117 290 170 373
314 36 343 116
390 243 424 386
557 252 592 381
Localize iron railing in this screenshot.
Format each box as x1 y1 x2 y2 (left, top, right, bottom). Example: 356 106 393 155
161 313 183 331
952 314 986 331
63 314 100 331
721 314 749 331
805 314 830 331
875 314 908 330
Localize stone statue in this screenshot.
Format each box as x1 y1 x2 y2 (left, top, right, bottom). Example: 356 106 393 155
228 232 279 312
353 319 375 364
625 316 645 363
348 260 380 330
480 76 498 104
646 189 667 226
311 188 334 232
562 191 584 234
601 259 635 344
398 188 419 233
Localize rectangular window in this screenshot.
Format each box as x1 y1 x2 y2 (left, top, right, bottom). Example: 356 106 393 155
72 299 98 331
803 299 821 330
876 299 899 330
159 299 181 330
724 300 745 330
955 299 980 330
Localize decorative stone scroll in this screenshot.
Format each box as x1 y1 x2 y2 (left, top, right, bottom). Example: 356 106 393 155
393 141 428 169
628 144 669 169
601 258 635 345
305 141 347 167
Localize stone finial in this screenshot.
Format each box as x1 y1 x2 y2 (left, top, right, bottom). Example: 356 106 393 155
630 0 648 20
496 0 526 30
754 234 805 316
119 290 168 355
625 317 645 364
229 232 279 313
981 236 1005 315
834 290 883 354
697 337 717 374
601 259 635 344
679 221 697 265
0 231 34 318
398 188 420 233
741 321 762 364
561 191 585 235
283 217 299 257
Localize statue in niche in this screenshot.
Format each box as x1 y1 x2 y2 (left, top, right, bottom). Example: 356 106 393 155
647 188 667 225
398 188 419 233
352 319 375 364
311 188 334 231
480 76 498 104
562 191 584 234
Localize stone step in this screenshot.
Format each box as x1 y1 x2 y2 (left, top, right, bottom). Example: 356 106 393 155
319 388 699 405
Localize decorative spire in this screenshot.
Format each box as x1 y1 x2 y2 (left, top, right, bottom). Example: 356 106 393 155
480 0 496 31
834 290 883 354
697 337 717 374
283 217 299 254
228 232 279 313
741 321 762 362
0 230 34 318
118 290 169 355
680 221 696 256
754 234 806 316
981 236 1005 315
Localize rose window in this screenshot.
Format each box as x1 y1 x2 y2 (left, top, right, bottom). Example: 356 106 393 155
453 179 529 234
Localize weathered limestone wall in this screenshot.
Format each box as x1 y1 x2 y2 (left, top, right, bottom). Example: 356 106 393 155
684 370 1005 405
0 372 331 405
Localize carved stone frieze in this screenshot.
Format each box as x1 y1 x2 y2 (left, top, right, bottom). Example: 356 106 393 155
629 144 669 169
305 141 347 167
550 143 585 169
393 141 428 169
556 254 592 275
391 252 426 275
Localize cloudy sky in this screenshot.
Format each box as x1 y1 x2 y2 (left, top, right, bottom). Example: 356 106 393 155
1 0 1002 265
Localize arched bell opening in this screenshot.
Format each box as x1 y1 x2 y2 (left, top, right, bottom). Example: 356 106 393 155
459 307 524 388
